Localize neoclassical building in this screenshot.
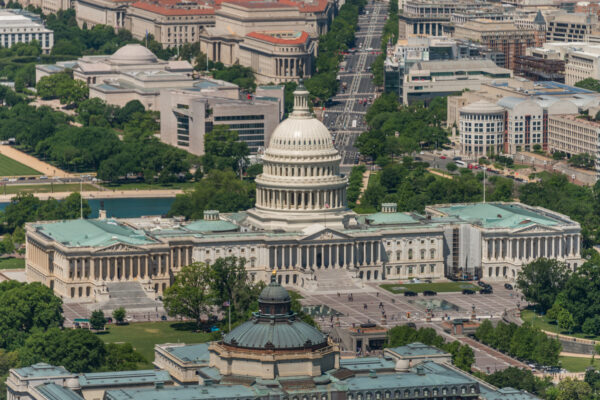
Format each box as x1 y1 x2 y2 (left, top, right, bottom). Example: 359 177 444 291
25 86 583 304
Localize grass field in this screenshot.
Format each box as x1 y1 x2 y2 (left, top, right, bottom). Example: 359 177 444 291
0 258 24 269
0 183 97 195
99 321 213 369
521 309 600 340
560 356 599 372
0 154 41 176
380 282 480 294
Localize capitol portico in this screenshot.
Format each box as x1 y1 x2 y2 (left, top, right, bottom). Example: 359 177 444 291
25 86 583 305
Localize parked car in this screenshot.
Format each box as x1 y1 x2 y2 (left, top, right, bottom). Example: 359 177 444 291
504 283 513 290
480 288 493 294
404 291 418 297
477 281 487 287
423 290 437 296
462 289 475 295
406 322 417 328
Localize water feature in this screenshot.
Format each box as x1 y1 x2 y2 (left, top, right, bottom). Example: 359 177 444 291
407 299 462 312
0 197 176 218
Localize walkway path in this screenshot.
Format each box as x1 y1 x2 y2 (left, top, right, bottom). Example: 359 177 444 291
0 145 73 178
0 189 183 202
356 168 370 204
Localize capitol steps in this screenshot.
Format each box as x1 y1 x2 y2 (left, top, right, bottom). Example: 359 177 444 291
97 282 164 314
312 268 363 293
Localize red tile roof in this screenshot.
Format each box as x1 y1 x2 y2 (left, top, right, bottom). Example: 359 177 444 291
131 1 215 15
246 31 309 44
278 0 328 12
215 0 328 12
224 0 295 8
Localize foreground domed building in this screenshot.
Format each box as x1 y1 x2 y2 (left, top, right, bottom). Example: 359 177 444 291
25 86 582 305
7 278 541 400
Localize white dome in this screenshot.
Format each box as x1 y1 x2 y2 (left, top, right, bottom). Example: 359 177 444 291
460 100 504 114
395 359 410 372
109 44 158 64
265 84 337 158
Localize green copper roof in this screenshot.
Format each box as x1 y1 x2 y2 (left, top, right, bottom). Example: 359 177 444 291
386 342 450 357
184 220 238 233
35 383 84 400
164 343 210 364
432 203 562 229
78 370 171 387
224 314 327 350
365 212 420 225
14 363 72 378
33 219 155 247
105 384 256 400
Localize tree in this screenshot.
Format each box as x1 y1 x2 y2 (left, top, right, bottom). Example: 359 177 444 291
19 328 106 373
452 343 474 371
484 367 551 395
102 343 145 371
202 125 249 174
475 319 494 344
583 316 600 336
575 78 600 93
0 281 63 350
168 170 255 219
554 378 593 400
209 256 255 322
516 258 571 312
112 307 126 324
446 162 457 172
163 262 213 328
90 310 106 331
558 309 575 333
547 302 565 323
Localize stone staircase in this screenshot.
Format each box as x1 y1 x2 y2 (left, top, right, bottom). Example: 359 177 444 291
95 281 163 314
312 268 363 293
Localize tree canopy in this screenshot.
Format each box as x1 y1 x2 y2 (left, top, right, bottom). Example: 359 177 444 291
516 258 571 312
0 281 63 350
163 262 213 328
168 170 255 219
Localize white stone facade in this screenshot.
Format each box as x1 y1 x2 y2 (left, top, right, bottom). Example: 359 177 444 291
0 10 53 54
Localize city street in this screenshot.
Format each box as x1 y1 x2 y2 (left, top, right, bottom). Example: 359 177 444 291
322 0 386 171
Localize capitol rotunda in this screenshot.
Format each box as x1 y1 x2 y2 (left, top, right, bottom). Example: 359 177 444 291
246 84 357 231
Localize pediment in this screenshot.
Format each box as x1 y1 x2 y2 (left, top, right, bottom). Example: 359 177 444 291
511 223 560 234
301 225 351 241
93 243 146 254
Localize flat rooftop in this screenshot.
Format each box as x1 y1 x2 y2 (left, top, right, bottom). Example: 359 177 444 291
386 342 451 357
429 203 567 229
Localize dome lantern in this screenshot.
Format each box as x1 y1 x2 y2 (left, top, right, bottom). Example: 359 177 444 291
292 82 311 117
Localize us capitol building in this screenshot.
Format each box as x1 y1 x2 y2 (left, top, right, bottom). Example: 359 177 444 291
25 85 582 304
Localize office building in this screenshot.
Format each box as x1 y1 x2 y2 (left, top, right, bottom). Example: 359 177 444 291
159 85 281 155
401 59 512 105
459 100 505 158
545 12 599 42
199 1 324 83
452 19 542 70
0 9 53 54
548 114 600 177
10 0 70 14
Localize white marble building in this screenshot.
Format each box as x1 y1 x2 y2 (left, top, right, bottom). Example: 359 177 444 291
24 86 583 303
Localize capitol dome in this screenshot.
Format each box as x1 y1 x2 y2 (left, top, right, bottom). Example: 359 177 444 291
245 84 355 231
109 44 158 64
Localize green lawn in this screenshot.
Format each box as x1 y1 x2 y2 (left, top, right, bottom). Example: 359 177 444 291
99 321 213 369
0 183 97 195
560 356 599 372
380 281 480 294
512 164 531 170
0 154 41 176
521 309 600 340
0 258 24 269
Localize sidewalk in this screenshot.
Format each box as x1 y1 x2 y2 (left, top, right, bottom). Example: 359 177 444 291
0 189 184 202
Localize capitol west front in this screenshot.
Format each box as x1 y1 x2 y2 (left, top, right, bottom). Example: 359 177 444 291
25 86 583 303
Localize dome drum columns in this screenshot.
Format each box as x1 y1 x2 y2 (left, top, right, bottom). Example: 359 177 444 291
255 186 347 211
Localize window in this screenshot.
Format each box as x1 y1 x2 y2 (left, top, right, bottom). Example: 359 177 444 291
420 249 425 259
396 251 401 261
408 249 413 260
430 249 435 259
